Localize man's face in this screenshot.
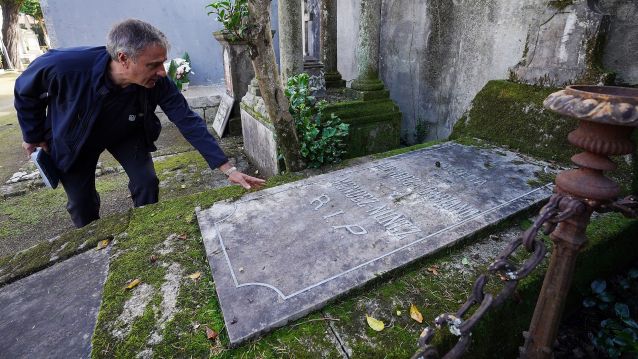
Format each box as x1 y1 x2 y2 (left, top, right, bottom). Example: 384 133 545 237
122 44 167 88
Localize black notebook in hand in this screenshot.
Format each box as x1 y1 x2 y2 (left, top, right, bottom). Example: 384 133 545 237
30 147 59 189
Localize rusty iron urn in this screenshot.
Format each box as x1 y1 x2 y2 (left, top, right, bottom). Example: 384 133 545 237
543 86 638 201
521 85 638 359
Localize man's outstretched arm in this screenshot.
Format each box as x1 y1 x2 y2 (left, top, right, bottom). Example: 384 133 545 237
157 78 265 190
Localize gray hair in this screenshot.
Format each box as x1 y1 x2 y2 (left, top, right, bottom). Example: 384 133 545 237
106 19 170 61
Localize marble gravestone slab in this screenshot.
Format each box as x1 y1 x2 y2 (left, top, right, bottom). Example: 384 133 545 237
197 143 554 346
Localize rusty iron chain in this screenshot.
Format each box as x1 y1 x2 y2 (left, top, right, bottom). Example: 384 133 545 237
411 193 591 359
598 195 638 218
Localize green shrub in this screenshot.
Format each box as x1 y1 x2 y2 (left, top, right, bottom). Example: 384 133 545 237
583 269 638 358
206 0 249 40
285 73 349 168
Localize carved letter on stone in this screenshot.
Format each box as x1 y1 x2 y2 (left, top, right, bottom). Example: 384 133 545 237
332 224 368 235
311 194 331 210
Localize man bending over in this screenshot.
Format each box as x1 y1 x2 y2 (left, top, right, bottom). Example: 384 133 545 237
15 19 264 227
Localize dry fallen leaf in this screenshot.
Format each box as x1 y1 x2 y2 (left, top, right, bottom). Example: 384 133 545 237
96 239 110 250
177 234 188 241
410 304 424 323
189 272 201 280
126 278 141 290
205 326 218 340
426 266 439 275
366 315 385 332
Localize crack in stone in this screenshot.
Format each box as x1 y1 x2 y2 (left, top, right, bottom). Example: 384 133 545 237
323 310 350 359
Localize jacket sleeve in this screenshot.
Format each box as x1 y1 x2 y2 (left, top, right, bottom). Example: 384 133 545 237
14 55 54 143
156 78 229 169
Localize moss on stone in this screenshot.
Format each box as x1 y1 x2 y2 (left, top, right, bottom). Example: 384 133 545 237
91 173 343 358
547 0 575 11
0 187 68 239
0 211 130 286
578 17 616 85
451 80 635 192
371 140 444 159
527 170 557 188
451 80 576 164
323 99 402 158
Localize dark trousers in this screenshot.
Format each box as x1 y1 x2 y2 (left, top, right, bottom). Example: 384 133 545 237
59 136 159 228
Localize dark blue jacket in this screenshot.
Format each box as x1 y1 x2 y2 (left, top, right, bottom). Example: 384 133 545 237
14 46 228 172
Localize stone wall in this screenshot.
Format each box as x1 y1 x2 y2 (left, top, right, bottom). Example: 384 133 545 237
601 0 638 85
338 0 638 143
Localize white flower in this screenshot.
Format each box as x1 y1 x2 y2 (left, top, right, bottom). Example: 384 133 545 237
167 56 194 82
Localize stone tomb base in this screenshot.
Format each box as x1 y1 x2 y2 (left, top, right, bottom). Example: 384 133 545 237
197 143 553 346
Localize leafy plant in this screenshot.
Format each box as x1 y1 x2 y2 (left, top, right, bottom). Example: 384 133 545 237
206 0 249 41
20 0 42 20
582 268 638 358
285 73 349 168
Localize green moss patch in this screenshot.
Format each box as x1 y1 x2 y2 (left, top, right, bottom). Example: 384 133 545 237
0 211 130 287
372 139 444 159
0 112 26 183
548 0 574 11
92 173 346 358
450 80 634 191
451 80 575 164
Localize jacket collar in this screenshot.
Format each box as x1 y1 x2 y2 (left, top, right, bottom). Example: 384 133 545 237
91 47 112 96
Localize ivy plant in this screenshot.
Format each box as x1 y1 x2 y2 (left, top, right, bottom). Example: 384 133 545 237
285 73 349 168
206 0 249 41
583 268 638 358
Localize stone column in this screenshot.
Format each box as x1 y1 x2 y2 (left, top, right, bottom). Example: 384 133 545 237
278 0 304 83
320 0 345 88
350 0 385 93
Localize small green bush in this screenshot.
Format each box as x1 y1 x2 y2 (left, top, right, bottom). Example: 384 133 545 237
583 269 638 358
285 73 349 168
206 0 249 40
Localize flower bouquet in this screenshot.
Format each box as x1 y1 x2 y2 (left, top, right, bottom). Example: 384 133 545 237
166 52 194 91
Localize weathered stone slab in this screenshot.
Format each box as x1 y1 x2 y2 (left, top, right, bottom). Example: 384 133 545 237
0 248 109 357
197 142 553 346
